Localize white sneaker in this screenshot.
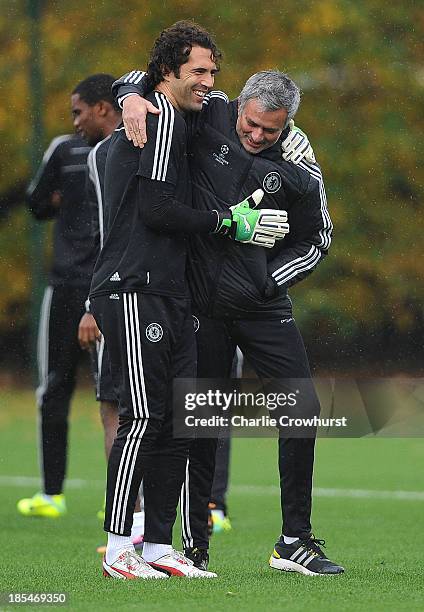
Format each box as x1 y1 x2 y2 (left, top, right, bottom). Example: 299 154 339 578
103 550 169 580
149 549 217 578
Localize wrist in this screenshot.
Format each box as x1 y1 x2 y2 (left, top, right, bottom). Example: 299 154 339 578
213 210 232 235
118 92 140 109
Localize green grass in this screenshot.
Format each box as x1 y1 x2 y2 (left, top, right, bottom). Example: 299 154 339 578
0 388 423 611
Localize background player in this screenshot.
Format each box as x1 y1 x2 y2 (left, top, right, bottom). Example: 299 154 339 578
17 74 121 519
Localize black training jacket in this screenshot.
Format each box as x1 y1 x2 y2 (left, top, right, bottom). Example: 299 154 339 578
26 134 94 288
114 75 333 319
89 91 192 300
86 134 111 259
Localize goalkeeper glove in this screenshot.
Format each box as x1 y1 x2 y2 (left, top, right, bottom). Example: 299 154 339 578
281 119 316 164
214 189 289 248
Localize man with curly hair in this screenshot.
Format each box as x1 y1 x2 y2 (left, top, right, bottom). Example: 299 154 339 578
90 21 287 580
113 28 343 576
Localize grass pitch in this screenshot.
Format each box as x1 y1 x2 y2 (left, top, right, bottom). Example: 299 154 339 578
0 388 423 611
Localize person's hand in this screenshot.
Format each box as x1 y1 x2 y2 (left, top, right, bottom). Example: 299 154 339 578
78 313 102 350
281 119 316 164
122 94 161 148
215 189 290 248
231 191 290 247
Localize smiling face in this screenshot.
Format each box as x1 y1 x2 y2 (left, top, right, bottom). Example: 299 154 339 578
236 98 288 154
160 45 218 113
71 94 105 146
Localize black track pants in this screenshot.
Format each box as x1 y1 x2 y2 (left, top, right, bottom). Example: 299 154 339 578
91 292 195 541
209 351 240 511
36 285 88 495
183 313 319 544
210 437 231 510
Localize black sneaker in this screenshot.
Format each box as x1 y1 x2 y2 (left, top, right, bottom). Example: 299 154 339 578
269 536 344 576
184 547 210 571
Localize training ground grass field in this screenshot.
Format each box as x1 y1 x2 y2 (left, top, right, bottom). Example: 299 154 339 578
0 388 423 611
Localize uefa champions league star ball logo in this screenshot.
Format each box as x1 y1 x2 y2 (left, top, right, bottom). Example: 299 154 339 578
213 144 230 166
145 323 163 342
263 171 282 193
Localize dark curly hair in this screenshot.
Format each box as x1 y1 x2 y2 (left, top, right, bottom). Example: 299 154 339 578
146 21 222 89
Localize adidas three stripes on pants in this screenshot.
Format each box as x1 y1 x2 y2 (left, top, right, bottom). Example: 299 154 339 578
91 292 195 541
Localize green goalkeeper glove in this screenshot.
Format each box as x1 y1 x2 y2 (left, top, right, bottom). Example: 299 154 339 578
214 189 289 248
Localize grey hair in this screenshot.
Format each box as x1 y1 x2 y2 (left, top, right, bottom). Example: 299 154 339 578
238 70 301 127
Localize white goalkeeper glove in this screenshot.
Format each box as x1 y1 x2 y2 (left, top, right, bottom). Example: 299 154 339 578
281 119 316 165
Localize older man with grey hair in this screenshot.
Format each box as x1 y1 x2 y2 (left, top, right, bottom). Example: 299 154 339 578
113 67 342 576
236 70 301 152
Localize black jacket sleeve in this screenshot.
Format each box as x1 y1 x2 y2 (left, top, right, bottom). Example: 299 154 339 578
26 135 67 220
112 71 229 141
267 162 333 291
112 71 150 107
139 177 228 235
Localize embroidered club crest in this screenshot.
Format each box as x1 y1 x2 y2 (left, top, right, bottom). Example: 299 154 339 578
263 171 282 193
145 323 163 342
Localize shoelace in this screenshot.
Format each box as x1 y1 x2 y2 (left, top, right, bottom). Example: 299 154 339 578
123 550 155 572
300 536 326 557
170 549 194 566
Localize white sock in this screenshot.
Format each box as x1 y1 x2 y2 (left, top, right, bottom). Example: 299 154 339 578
283 536 299 545
131 511 145 540
105 533 134 565
142 542 172 562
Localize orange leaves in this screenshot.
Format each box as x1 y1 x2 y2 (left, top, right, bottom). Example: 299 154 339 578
298 0 346 35
0 0 423 350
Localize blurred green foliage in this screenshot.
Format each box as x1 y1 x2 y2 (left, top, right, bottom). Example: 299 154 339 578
0 0 423 368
